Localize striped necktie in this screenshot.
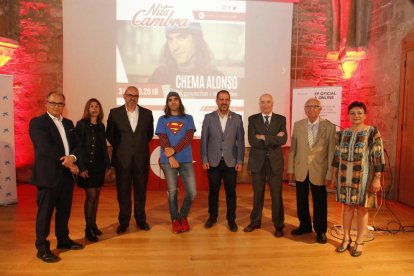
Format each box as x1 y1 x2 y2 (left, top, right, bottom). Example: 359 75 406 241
308 124 314 148
264 116 270 133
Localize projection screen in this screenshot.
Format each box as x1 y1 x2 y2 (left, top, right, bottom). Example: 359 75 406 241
63 0 293 142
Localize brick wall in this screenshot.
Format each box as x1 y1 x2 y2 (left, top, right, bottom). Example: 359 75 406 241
0 0 63 182
291 0 414 197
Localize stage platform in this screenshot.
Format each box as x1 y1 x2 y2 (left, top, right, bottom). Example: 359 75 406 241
1 183 414 275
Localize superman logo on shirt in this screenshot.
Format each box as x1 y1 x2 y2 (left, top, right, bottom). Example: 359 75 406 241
167 122 184 134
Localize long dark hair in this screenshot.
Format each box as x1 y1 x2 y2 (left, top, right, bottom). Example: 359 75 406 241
82 98 104 123
164 96 186 118
160 34 215 74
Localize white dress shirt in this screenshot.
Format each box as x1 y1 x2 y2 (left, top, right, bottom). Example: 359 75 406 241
262 113 272 124
48 112 70 156
126 105 139 132
218 111 229 133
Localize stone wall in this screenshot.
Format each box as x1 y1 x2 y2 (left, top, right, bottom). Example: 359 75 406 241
291 0 341 88
291 0 414 198
361 0 414 197
0 0 63 182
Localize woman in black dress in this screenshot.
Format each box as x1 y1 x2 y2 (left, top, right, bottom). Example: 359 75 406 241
75 98 110 242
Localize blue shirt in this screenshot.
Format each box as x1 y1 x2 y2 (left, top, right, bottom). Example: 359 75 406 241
155 114 196 164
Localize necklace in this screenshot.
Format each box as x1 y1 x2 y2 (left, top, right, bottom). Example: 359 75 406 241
350 124 366 132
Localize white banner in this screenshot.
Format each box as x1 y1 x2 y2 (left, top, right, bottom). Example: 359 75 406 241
291 86 342 131
0 74 17 205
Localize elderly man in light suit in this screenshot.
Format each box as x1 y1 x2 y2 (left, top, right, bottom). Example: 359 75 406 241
201 90 245 232
288 98 336 244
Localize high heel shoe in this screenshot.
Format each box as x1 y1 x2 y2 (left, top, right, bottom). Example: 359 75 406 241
85 227 98 242
351 242 364 257
92 224 103 236
336 239 352 253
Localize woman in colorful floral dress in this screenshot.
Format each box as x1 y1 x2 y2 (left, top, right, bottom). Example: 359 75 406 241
331 101 385 257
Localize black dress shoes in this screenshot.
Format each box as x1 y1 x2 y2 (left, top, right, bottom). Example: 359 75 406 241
290 227 312 236
117 224 128 234
56 239 84 250
243 223 261 232
85 227 98 242
204 217 217 229
316 232 327 244
228 221 238 232
37 249 60 263
275 227 284 238
137 221 150 231
92 224 103 236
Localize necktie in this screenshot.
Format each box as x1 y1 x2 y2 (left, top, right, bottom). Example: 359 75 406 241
264 116 270 133
308 124 314 148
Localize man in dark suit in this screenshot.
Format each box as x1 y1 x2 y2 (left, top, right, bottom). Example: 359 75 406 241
106 86 154 234
200 90 245 232
29 91 83 263
244 93 287 237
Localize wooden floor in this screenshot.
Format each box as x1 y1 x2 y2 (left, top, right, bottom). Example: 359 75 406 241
1 183 414 275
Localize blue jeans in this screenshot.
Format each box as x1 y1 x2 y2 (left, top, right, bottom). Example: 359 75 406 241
161 162 197 220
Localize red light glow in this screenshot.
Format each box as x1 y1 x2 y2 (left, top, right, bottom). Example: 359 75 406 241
0 37 19 67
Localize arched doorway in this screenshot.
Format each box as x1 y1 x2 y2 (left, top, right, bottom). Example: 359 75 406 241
396 31 414 207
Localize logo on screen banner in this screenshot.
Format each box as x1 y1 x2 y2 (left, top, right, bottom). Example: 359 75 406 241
197 12 205 20
131 3 189 28
150 146 164 179
167 122 184 134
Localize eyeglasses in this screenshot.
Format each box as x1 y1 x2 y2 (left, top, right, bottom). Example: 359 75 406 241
305 105 320 109
125 93 139 98
47 101 65 107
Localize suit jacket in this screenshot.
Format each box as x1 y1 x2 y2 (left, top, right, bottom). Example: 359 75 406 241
106 105 154 169
200 110 245 167
287 118 336 185
247 113 287 174
75 119 110 172
29 113 79 188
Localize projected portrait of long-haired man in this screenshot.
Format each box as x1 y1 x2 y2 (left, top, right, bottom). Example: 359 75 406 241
149 22 223 86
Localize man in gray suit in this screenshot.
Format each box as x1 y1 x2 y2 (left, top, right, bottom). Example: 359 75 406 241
244 93 287 237
287 98 336 244
201 90 245 232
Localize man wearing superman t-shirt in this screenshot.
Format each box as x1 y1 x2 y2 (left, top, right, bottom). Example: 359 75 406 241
155 91 197 234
